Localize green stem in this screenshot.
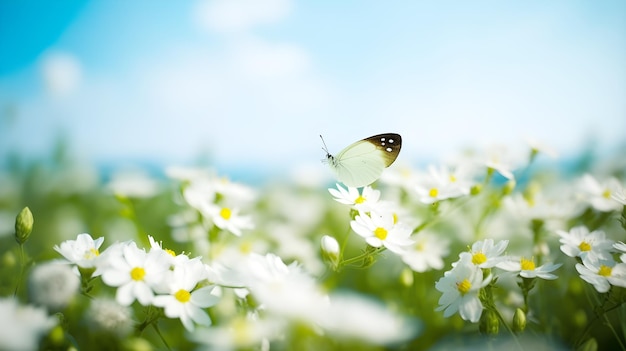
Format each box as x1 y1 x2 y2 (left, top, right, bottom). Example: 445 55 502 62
152 323 172 351
339 247 384 268
13 243 26 297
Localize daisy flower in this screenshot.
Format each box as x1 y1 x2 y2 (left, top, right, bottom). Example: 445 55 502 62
54 233 104 269
239 253 327 323
463 239 509 269
191 315 284 351
320 292 417 345
100 241 172 306
498 257 562 280
152 258 219 332
401 232 449 272
182 178 216 212
578 174 623 212
414 164 470 204
350 212 413 254
328 184 381 212
435 254 491 323
557 226 614 264
576 258 626 293
201 204 254 237
612 186 626 205
482 145 516 180
527 138 558 161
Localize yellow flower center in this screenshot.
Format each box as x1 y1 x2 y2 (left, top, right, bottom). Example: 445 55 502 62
239 241 253 254
165 248 176 257
374 227 388 240
355 195 366 204
232 317 252 344
449 174 457 183
415 241 425 252
520 257 536 271
429 188 439 198
472 252 487 265
220 207 232 220
598 265 612 277
456 279 472 295
174 289 191 303
130 267 145 281
578 241 592 252
85 248 100 259
602 189 611 199
392 212 399 224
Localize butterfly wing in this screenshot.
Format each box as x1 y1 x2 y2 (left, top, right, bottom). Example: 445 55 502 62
331 133 402 188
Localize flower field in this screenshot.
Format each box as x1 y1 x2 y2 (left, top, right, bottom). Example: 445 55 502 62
1 141 625 351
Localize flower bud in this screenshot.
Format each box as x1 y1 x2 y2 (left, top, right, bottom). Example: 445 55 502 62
15 207 34 244
470 184 482 196
47 324 66 347
400 267 414 287
321 235 340 268
502 179 516 195
512 308 527 332
479 309 499 335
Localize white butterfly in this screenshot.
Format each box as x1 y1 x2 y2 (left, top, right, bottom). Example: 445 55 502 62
321 133 402 188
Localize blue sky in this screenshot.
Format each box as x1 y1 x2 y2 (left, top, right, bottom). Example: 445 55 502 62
1 0 625 175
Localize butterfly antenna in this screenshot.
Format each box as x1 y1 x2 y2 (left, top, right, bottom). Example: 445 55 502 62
319 134 329 154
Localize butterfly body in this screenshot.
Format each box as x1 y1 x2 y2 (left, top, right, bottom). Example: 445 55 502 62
322 133 402 188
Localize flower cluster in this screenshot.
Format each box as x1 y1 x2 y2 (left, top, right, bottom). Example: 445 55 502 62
56 233 220 332
3 141 626 350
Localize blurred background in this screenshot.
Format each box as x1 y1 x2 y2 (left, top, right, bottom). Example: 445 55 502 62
1 0 625 181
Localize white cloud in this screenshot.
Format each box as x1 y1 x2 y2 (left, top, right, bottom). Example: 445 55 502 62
39 51 83 98
193 0 292 33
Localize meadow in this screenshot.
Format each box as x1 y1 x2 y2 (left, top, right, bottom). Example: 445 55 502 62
1 140 625 351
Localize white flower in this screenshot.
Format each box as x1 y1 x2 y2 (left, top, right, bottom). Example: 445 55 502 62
182 178 216 212
576 258 626 293
54 233 104 269
239 253 327 322
191 315 284 351
28 261 79 311
107 170 160 198
612 186 626 205
328 184 381 212
435 254 491 323
414 164 472 204
401 232 449 272
614 242 626 263
482 145 516 180
0 298 57 351
212 177 257 205
321 235 340 268
557 226 614 264
350 212 413 254
319 292 417 345
321 235 340 256
498 257 562 280
527 138 558 159
201 204 254 236
578 174 623 212
100 241 172 306
85 298 134 337
503 191 574 222
464 239 509 269
152 258 219 332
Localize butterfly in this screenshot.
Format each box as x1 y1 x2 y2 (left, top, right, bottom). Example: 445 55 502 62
320 133 402 188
